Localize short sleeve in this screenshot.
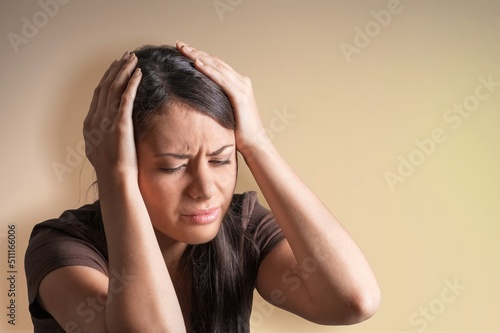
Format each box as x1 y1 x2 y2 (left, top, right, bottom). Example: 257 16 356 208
238 191 285 264
24 204 108 326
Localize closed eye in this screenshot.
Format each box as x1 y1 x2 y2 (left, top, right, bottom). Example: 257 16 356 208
210 160 231 166
160 165 187 174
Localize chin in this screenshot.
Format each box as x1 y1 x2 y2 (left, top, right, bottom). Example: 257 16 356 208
181 222 222 245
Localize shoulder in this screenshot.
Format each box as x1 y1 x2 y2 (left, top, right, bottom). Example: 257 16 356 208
26 200 107 260
231 190 258 212
25 202 109 326
25 201 108 298
231 191 270 225
26 200 108 270
231 191 285 262
29 201 105 245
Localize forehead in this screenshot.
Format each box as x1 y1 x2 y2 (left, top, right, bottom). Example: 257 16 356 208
139 103 235 153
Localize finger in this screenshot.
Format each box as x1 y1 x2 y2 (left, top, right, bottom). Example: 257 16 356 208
193 58 250 99
99 57 121 87
176 40 189 52
193 53 251 100
118 67 142 122
97 52 130 111
193 58 229 85
85 61 116 126
177 43 246 89
177 42 234 72
176 42 211 64
176 42 254 106
106 53 139 112
197 54 234 75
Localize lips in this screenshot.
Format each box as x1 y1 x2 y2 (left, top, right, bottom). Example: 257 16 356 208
181 207 221 224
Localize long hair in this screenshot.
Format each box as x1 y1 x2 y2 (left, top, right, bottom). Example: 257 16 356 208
132 45 255 332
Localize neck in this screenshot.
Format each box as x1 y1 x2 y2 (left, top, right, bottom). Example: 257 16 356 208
153 228 188 271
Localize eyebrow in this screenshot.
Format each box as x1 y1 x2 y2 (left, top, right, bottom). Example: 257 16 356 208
155 144 234 159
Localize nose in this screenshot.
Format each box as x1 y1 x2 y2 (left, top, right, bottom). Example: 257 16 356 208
187 163 216 200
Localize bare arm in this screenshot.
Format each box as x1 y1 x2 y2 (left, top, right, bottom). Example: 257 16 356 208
245 143 380 324
177 41 380 325
38 52 185 333
97 173 185 332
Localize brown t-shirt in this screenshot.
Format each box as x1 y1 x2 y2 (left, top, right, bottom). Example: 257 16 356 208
24 191 285 333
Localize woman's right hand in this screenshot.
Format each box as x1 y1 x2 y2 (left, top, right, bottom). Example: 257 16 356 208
41 54 186 333
83 52 142 179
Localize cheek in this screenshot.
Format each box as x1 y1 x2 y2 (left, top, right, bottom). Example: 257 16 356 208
138 172 180 211
218 164 238 194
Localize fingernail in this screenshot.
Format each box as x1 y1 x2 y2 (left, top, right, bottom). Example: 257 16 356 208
195 58 203 66
121 51 129 60
128 53 135 62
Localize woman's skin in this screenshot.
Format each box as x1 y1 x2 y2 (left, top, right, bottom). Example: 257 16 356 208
37 42 380 333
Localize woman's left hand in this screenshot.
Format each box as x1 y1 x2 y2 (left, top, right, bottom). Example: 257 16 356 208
178 42 380 325
176 41 271 157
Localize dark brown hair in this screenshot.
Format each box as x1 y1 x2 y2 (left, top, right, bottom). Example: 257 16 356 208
133 45 234 140
132 45 254 333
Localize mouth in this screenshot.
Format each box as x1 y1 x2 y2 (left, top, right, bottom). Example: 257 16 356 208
181 207 221 225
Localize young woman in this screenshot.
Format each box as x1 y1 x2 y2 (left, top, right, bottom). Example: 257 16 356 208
25 42 380 333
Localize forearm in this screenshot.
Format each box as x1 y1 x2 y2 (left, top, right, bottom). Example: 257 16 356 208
175 40 379 321
243 143 380 312
97 173 185 333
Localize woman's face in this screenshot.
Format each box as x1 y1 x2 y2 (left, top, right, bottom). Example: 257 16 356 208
137 102 237 245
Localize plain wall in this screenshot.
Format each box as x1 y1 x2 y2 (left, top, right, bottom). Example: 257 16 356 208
1 0 499 332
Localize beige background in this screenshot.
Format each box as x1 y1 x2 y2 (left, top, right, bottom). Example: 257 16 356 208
1 0 499 332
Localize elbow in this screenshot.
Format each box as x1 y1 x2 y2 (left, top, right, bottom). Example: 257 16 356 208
313 284 381 326
348 284 381 323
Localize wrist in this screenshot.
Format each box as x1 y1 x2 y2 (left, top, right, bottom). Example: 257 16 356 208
95 170 140 197
240 139 277 165
238 128 274 155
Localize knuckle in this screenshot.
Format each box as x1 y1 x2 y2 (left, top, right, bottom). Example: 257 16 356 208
101 78 113 90
120 93 132 105
109 98 121 112
242 75 252 85
93 85 101 96
109 82 121 94
83 113 96 129
215 62 225 70
219 76 228 86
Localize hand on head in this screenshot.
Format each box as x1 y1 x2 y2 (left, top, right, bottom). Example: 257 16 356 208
176 41 269 157
83 52 142 178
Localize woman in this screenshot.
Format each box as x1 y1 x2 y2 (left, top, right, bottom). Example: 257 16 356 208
25 41 380 332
